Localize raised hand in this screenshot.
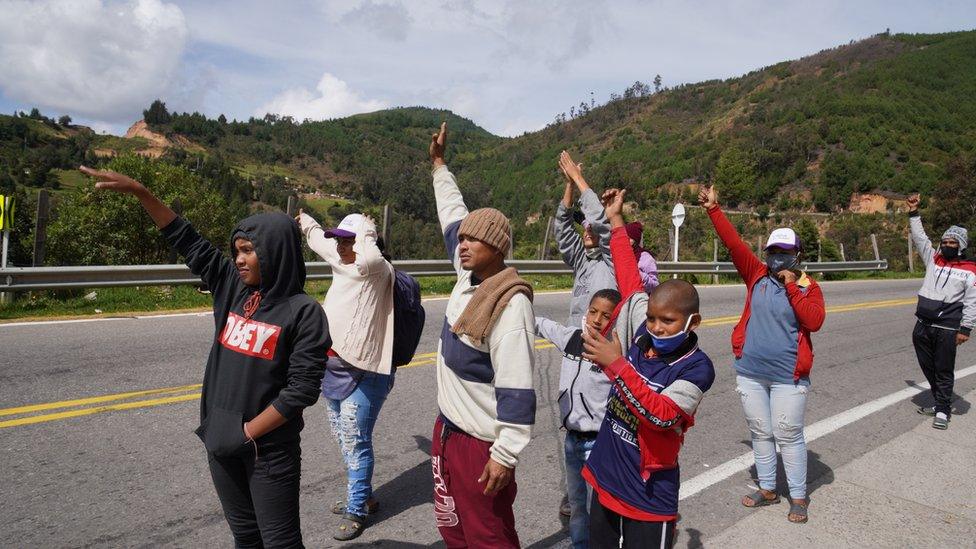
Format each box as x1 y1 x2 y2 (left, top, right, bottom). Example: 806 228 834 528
698 184 718 210
558 150 585 187
295 207 304 224
907 193 920 213
429 122 447 167
602 188 626 219
80 166 146 195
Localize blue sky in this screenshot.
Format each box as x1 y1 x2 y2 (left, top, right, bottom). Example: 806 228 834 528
1 0 974 137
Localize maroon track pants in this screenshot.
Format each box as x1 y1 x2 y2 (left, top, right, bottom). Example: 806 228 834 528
432 417 521 548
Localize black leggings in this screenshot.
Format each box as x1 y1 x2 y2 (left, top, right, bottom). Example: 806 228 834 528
589 492 676 549
208 441 303 549
912 321 958 416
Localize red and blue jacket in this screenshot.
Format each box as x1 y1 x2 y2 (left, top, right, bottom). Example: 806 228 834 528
582 329 715 520
707 205 825 381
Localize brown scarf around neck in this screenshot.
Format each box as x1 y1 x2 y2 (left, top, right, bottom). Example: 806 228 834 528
451 266 534 345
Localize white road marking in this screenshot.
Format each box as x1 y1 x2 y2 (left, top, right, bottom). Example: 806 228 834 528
679 363 976 501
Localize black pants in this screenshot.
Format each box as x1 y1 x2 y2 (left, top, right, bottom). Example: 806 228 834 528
912 321 958 416
589 492 676 549
208 441 303 549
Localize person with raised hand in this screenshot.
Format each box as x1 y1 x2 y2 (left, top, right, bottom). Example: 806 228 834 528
295 208 395 540
556 150 617 328
427 123 537 548
699 183 825 524
80 165 329 548
906 193 974 430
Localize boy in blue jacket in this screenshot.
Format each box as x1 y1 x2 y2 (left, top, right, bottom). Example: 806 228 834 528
581 189 715 549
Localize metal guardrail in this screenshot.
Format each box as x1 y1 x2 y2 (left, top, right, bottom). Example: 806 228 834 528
0 259 888 291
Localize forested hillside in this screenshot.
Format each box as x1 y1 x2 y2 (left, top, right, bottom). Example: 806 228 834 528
1 30 974 265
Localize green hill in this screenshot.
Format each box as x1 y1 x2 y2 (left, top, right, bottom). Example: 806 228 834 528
2 30 975 265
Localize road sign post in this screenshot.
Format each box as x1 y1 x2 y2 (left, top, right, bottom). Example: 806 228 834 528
671 203 685 279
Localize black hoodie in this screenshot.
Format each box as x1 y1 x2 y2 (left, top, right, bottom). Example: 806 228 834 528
162 212 330 456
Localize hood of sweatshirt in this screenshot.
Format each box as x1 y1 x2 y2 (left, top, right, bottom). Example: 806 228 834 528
231 212 306 301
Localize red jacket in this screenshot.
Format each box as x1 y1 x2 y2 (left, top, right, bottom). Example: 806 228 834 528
707 206 826 380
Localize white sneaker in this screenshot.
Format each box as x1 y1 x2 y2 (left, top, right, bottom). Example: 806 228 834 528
933 412 949 430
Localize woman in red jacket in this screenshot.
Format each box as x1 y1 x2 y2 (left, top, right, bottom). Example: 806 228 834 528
699 185 825 524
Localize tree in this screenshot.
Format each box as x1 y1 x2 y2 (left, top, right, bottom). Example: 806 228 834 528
58 115 72 126
47 155 239 266
929 155 976 238
714 146 756 207
653 74 662 93
143 99 171 125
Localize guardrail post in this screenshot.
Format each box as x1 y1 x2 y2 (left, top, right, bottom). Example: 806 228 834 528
286 195 298 217
907 234 914 272
540 216 553 260
840 243 846 261
33 189 50 266
507 227 514 260
712 238 719 285
870 233 880 261
381 204 391 253
168 199 183 264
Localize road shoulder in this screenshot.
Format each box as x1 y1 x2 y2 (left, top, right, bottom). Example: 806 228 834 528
706 387 976 547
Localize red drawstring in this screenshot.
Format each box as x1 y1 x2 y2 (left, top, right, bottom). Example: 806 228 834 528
243 291 262 320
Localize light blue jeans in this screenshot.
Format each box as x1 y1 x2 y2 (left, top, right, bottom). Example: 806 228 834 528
564 431 597 549
735 374 809 500
326 371 392 517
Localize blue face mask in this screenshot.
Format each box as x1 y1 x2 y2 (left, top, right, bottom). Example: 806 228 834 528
650 314 698 355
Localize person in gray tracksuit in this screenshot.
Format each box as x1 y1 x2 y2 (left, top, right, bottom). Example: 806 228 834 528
535 286 647 549
556 151 618 326
907 193 975 430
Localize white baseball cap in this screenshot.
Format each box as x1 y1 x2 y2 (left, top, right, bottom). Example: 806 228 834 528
764 228 800 251
323 213 365 239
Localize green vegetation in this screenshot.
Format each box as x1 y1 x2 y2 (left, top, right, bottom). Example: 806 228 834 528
2 30 975 271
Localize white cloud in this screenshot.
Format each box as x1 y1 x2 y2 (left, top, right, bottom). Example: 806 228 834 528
256 73 388 120
0 0 187 122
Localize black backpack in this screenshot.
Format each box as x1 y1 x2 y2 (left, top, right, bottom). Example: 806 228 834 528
391 270 425 368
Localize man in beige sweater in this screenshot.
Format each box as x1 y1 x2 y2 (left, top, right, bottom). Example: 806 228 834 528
428 123 537 548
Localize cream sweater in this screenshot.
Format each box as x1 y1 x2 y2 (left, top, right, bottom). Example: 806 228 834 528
298 213 395 375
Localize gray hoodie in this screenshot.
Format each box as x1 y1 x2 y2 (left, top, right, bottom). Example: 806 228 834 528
910 213 976 335
556 189 617 326
535 290 647 433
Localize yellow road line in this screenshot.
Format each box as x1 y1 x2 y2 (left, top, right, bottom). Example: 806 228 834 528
0 393 201 429
0 384 202 417
0 296 919 429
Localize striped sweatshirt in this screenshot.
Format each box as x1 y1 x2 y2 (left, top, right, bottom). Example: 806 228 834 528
432 165 537 468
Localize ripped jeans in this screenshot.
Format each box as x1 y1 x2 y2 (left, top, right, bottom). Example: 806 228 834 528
326 371 392 517
735 374 809 500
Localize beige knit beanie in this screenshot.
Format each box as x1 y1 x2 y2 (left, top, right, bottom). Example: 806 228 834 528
458 208 511 254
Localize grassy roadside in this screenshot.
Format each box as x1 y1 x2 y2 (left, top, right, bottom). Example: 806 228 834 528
0 272 921 322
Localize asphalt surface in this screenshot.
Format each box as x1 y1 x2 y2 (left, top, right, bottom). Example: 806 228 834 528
2 278 974 548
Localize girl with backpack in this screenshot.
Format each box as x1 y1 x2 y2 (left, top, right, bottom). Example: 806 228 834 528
297 209 397 541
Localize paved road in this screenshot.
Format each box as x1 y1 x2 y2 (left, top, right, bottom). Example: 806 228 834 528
1 278 974 547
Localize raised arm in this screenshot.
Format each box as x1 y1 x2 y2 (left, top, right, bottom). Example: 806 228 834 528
535 315 577 351
699 185 765 282
559 151 612 263
429 123 470 272
296 210 341 266
82 166 236 295
603 188 643 297
906 194 935 267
